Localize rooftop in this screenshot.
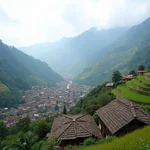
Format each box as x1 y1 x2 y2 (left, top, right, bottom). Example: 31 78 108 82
96 98 150 134
50 114 102 140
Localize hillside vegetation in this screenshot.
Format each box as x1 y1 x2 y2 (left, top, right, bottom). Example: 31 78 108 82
69 84 115 116
0 40 63 90
0 40 63 107
0 82 9 94
76 18 150 85
68 126 150 150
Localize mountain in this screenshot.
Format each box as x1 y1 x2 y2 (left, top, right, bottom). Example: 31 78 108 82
75 17 150 85
0 40 63 90
20 27 128 76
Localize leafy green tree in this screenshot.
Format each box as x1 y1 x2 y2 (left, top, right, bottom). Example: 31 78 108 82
12 131 38 150
63 105 67 114
0 121 8 139
41 135 59 150
112 70 122 83
32 141 44 150
93 113 99 125
16 116 31 132
138 65 145 70
129 70 136 76
0 140 7 150
148 65 150 70
33 120 51 139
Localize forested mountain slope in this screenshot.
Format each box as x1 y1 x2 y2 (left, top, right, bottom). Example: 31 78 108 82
0 40 63 107
75 18 150 85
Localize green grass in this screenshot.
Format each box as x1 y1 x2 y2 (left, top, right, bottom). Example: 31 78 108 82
111 89 120 98
126 81 150 95
138 76 150 85
67 126 150 150
144 72 150 77
116 84 150 103
131 79 150 90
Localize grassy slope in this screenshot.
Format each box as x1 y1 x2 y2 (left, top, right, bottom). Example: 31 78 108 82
69 126 150 150
132 79 150 89
145 72 150 77
112 84 150 103
138 76 150 84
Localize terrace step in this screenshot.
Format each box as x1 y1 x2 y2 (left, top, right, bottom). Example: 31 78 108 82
144 72 150 81
114 84 150 104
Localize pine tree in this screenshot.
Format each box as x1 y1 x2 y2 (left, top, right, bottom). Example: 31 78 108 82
63 105 67 114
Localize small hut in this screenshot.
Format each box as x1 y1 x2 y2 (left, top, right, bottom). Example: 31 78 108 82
49 114 102 147
96 98 150 137
105 82 114 90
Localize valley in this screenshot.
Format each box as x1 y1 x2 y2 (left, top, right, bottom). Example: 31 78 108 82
0 5 150 149
0 81 92 128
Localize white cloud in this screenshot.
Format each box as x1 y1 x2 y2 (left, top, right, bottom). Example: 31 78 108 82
0 0 150 46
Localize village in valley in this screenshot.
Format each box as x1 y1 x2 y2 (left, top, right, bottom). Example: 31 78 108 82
0 81 92 128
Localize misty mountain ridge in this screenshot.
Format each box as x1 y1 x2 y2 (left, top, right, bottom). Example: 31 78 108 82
75 17 150 85
20 27 128 76
0 40 63 90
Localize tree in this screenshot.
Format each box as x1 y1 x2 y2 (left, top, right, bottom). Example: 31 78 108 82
63 105 67 114
12 131 38 150
0 121 8 139
54 104 59 111
138 65 145 70
112 71 122 83
41 135 59 150
33 120 51 139
129 70 136 76
16 116 31 132
148 65 150 70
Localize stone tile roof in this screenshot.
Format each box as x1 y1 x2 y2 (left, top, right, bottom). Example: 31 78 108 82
50 114 101 140
96 98 150 134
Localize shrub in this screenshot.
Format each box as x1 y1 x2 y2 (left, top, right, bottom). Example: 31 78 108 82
98 136 114 144
33 119 51 139
41 135 59 150
66 145 74 150
84 138 96 146
140 142 150 150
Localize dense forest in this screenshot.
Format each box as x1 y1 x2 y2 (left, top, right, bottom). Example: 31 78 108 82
75 18 150 85
0 40 63 108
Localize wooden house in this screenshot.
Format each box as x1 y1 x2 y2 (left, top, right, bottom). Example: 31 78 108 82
96 98 150 137
49 114 102 147
137 70 148 75
105 82 114 90
122 75 134 82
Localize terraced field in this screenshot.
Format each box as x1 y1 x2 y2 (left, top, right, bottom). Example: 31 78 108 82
145 72 150 77
112 73 150 104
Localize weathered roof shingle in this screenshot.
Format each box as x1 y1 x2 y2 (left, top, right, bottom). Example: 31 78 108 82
50 114 101 140
96 98 150 134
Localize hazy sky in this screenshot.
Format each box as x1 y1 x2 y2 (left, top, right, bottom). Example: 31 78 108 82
0 0 150 46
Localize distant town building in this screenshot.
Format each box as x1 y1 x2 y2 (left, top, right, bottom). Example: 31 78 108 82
106 82 114 89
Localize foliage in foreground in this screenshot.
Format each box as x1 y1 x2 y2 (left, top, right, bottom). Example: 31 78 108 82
68 126 150 150
69 84 115 116
83 138 96 146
